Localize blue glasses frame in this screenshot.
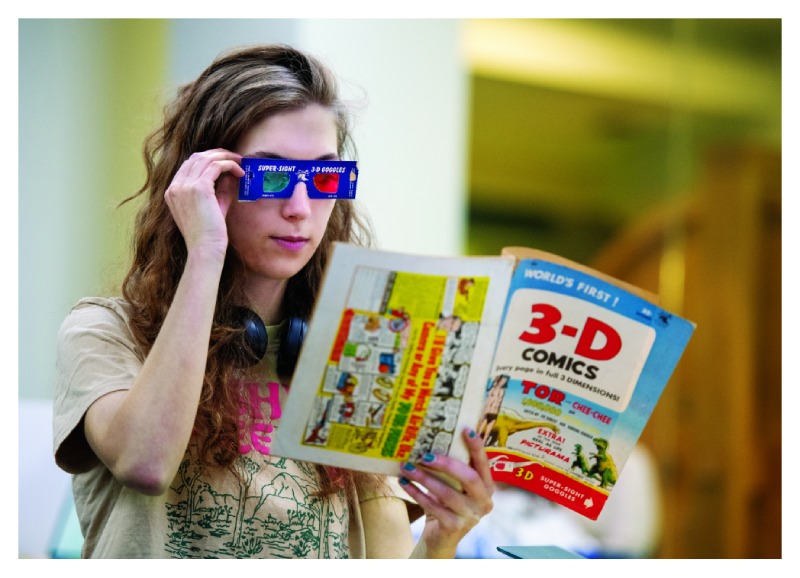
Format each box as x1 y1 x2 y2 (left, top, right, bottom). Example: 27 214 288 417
238 158 359 201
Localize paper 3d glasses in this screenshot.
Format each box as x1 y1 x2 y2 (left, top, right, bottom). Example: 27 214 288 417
238 158 358 201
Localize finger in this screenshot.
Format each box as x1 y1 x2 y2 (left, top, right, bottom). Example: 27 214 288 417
168 159 243 206
407 451 493 517
166 151 241 200
179 150 242 184
401 459 465 499
397 473 465 527
416 447 486 498
462 427 495 490
172 150 219 181
201 159 245 186
401 458 483 522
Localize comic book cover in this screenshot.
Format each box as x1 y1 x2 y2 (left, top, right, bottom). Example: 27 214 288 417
272 243 694 520
271 243 515 474
479 247 695 520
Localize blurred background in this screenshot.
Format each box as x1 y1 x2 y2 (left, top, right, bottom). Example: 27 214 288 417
18 18 782 558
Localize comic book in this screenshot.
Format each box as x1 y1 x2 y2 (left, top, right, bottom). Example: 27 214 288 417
271 243 695 520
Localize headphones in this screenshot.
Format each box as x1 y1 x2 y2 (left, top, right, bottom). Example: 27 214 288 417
232 307 307 377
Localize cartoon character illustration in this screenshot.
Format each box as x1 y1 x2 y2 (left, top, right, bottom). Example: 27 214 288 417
436 314 463 334
587 437 617 488
363 316 381 332
387 308 410 332
378 352 397 374
342 342 371 362
433 364 467 398
571 443 591 474
484 413 559 448
355 344 371 362
304 400 332 445
441 321 478 365
337 401 356 423
476 375 509 442
349 429 378 453
570 438 618 488
458 277 475 297
336 373 359 397
364 403 386 428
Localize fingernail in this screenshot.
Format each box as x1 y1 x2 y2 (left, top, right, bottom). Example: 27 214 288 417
423 453 435 463
403 462 416 472
468 429 477 438
399 477 410 486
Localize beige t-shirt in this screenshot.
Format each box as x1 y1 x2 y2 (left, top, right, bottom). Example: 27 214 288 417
53 297 406 558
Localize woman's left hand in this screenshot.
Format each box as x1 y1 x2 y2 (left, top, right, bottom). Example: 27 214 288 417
399 427 495 558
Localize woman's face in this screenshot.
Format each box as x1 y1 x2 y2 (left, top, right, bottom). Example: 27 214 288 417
227 104 339 289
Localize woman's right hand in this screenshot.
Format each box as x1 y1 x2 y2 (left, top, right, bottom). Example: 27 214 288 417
164 149 244 257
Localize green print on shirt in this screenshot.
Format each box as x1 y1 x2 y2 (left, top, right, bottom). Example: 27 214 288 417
164 454 350 558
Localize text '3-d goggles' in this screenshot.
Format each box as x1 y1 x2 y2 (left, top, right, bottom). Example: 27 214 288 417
238 158 358 201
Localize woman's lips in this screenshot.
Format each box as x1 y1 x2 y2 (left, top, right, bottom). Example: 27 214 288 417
272 236 309 251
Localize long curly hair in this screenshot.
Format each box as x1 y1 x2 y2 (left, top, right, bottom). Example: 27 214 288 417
120 44 378 496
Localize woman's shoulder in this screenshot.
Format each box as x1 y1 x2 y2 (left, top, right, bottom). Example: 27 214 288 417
59 296 138 351
65 296 132 327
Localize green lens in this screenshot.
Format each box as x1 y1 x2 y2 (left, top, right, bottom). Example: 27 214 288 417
263 172 290 193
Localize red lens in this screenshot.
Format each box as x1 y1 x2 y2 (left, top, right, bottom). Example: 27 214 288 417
313 173 340 193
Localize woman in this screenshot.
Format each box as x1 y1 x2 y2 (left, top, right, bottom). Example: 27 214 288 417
53 44 493 558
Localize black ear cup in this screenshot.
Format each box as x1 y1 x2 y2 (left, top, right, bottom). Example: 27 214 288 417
233 307 269 368
232 307 307 376
278 315 308 377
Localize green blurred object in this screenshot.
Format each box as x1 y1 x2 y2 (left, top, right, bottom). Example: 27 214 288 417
497 545 585 559
49 491 83 559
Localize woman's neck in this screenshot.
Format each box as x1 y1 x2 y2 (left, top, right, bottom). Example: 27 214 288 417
243 277 288 325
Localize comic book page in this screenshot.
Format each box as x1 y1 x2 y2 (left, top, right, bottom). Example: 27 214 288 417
479 248 695 520
271 243 515 475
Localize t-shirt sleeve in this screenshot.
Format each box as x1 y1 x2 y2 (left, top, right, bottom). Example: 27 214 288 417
356 474 422 522
53 298 144 474
383 476 424 522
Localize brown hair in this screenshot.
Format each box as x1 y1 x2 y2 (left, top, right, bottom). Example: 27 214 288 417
120 44 376 495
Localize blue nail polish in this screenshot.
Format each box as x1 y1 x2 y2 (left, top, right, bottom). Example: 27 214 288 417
399 477 410 486
468 429 477 438
403 462 416 472
423 453 435 463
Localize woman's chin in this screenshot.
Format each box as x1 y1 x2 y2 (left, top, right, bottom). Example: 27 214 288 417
245 259 309 283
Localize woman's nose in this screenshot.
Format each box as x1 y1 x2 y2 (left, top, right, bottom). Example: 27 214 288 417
281 181 312 219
